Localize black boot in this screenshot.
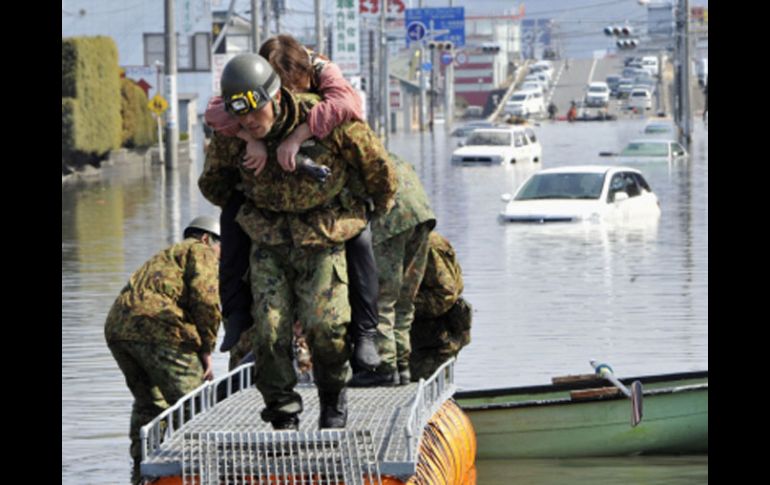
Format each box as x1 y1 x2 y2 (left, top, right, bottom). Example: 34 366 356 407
398 367 411 386
345 226 382 371
271 414 300 431
319 389 348 429
352 331 381 371
349 369 398 387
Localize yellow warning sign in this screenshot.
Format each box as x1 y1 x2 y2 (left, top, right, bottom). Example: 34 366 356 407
148 94 169 115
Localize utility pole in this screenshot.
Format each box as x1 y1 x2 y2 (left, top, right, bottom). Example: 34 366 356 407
274 0 281 33
315 0 324 54
674 0 692 143
368 31 377 130
418 0 426 132
164 0 178 169
444 46 454 126
262 0 270 40
251 0 260 52
428 21 436 132
380 0 389 146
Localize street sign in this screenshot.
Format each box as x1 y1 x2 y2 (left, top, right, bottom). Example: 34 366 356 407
405 7 465 48
407 21 427 43
454 51 468 66
440 52 453 65
422 62 432 72
148 94 168 115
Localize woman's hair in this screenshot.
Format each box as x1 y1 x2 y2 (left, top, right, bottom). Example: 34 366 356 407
259 35 314 92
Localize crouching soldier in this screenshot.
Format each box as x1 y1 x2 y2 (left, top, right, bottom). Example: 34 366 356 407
409 232 473 380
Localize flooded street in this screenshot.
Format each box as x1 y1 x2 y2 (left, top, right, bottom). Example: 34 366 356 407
62 118 707 483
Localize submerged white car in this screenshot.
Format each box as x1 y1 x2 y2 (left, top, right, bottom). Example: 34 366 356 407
452 127 542 164
499 166 660 223
617 139 688 163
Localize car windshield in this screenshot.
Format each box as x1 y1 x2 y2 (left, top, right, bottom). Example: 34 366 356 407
515 173 605 200
644 124 671 134
589 86 607 93
620 142 669 157
465 132 511 146
511 94 528 101
452 123 492 136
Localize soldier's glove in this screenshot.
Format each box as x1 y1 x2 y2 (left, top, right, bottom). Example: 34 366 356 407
296 153 331 183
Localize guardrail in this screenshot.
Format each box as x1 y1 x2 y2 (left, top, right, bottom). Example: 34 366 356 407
140 362 254 460
404 358 457 460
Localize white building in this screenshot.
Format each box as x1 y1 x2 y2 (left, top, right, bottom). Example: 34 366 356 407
62 0 214 121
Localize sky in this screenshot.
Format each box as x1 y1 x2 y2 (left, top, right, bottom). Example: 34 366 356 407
215 0 707 58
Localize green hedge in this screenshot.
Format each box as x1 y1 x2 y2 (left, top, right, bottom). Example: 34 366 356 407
61 36 121 158
121 78 157 148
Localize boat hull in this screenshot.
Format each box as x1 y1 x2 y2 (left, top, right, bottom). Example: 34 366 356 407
455 371 707 459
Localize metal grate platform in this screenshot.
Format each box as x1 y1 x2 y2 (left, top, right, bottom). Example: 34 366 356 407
141 359 456 483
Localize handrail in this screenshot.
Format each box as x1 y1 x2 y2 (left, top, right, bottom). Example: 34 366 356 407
140 362 254 460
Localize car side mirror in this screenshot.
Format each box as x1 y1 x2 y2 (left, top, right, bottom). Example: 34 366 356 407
613 191 629 202
501 193 513 202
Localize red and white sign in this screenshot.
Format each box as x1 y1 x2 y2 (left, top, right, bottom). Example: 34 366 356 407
359 0 405 15
389 78 401 109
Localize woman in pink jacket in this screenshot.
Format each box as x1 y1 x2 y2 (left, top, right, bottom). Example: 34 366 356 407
205 35 364 175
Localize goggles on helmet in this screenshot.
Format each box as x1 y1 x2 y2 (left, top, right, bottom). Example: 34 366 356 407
225 86 270 115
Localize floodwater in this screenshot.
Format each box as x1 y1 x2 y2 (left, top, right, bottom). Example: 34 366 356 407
61 118 707 483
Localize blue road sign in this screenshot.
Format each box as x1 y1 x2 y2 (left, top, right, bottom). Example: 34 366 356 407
440 52 453 65
405 7 465 48
422 62 432 72
407 21 427 43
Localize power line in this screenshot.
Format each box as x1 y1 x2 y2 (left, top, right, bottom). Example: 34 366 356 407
524 0 632 17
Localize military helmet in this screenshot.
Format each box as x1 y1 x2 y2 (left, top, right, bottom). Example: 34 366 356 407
220 53 281 115
184 215 220 239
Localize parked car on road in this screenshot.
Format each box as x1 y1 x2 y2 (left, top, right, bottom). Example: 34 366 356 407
504 90 545 118
606 75 622 97
628 88 653 111
585 82 610 107
452 126 542 164
640 56 659 77
499 166 660 223
617 78 634 99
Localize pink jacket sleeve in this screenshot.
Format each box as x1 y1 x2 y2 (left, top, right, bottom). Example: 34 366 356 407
204 96 242 137
306 63 365 139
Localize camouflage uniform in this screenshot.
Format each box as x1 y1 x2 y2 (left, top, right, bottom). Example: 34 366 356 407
104 238 221 479
409 232 472 380
370 156 436 375
199 89 396 423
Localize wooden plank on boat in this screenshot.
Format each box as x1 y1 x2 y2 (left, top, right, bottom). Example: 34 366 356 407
570 387 622 401
552 373 602 385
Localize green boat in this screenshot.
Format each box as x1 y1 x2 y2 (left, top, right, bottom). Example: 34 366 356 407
454 370 708 459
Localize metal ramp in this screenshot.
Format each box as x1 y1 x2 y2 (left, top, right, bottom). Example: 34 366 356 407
141 359 456 484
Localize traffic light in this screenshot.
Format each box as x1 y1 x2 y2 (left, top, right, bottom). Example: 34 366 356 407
616 39 639 49
604 25 632 37
480 42 500 54
604 25 638 49
428 41 453 51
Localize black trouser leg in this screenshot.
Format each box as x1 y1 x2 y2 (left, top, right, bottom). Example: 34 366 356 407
345 224 381 371
219 192 254 351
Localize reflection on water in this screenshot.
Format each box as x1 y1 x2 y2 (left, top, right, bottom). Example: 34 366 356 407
62 120 707 483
